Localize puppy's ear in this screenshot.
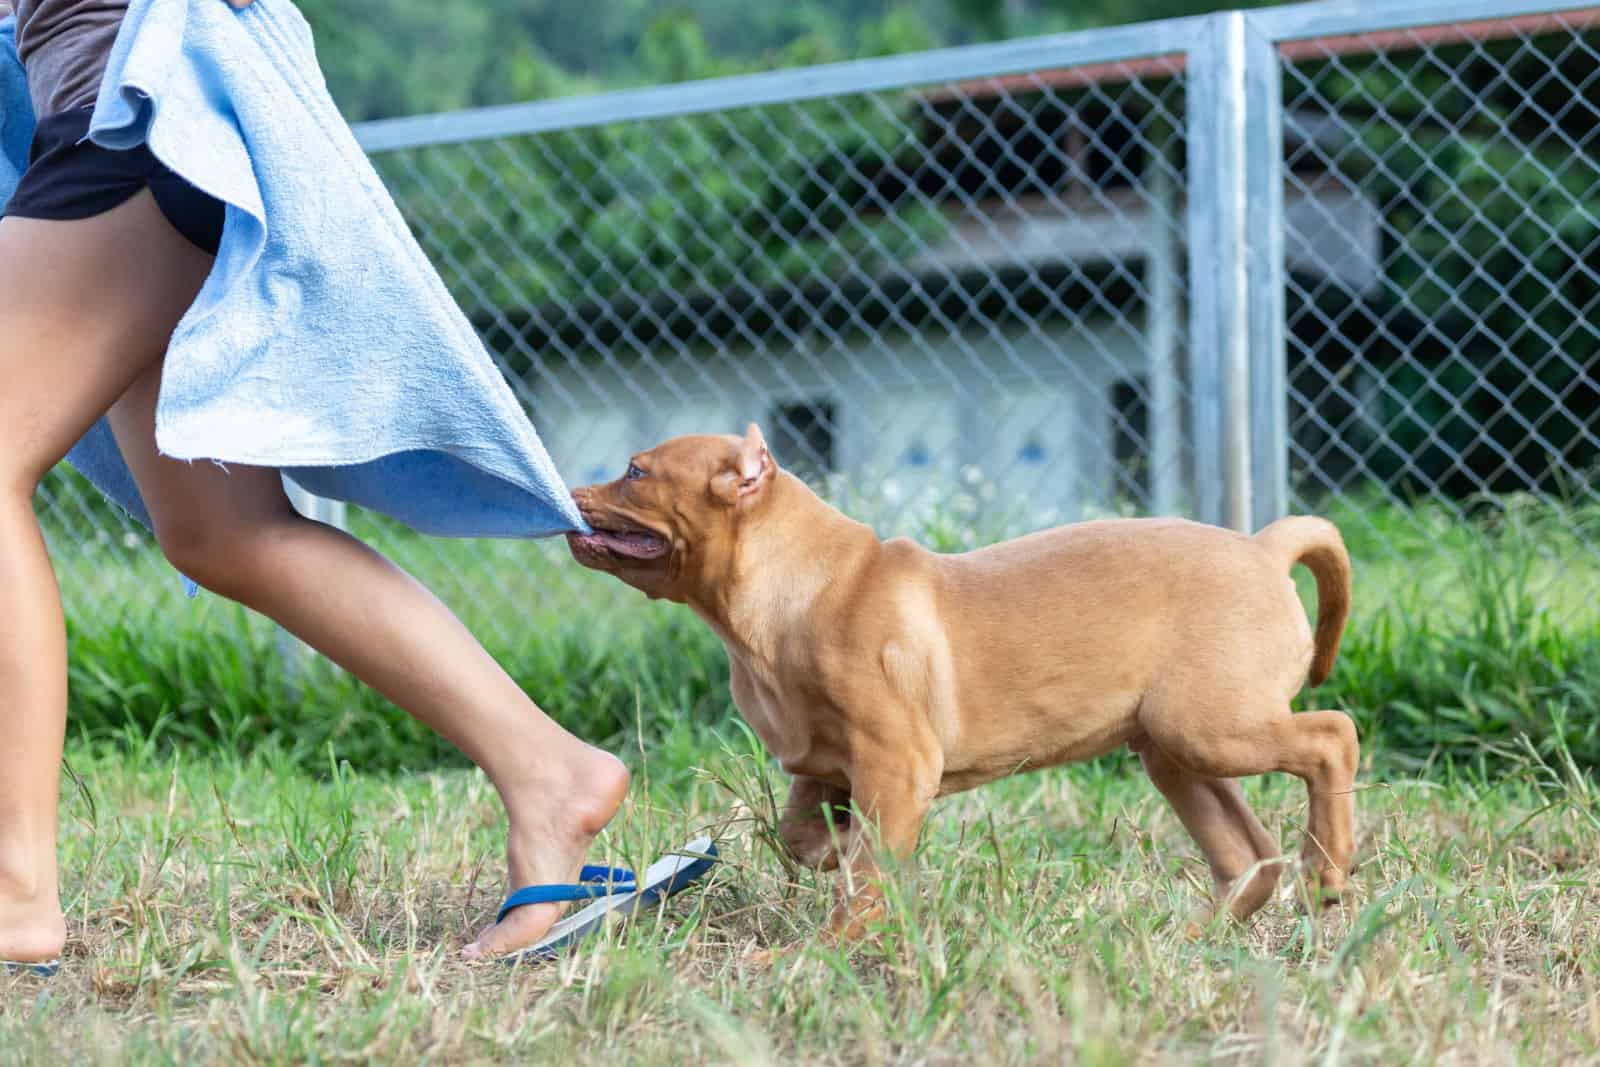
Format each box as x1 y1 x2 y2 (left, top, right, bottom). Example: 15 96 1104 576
714 423 774 504
735 423 771 491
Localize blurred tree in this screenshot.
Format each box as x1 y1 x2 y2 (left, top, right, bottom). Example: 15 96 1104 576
369 10 948 375
941 0 1294 40
296 0 959 119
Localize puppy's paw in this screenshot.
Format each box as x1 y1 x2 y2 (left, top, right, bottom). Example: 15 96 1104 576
786 841 842 873
1294 870 1349 915
824 897 887 946
1178 902 1223 941
740 944 789 970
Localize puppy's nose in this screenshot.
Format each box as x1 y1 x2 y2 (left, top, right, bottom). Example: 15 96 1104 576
571 486 601 523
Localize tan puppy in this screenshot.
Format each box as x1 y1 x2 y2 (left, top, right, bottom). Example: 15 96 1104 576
569 425 1356 939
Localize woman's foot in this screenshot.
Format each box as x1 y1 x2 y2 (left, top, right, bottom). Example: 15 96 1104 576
0 868 66 966
461 743 630 960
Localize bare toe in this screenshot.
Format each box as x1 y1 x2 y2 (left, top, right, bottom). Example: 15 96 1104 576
464 900 568 962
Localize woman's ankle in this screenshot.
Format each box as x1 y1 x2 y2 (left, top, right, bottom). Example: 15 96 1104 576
0 838 57 895
495 742 629 848
494 735 627 807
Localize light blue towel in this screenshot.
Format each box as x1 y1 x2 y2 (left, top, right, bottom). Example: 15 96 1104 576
0 0 589 581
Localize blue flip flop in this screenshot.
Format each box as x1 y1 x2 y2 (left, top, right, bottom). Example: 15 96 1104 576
496 835 719 965
1 959 58 978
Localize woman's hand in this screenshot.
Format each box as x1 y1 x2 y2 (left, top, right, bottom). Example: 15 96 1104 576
223 0 255 8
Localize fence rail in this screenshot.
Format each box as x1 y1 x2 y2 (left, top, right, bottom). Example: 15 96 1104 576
39 0 1600 651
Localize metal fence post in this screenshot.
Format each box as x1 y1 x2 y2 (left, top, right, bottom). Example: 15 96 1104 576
1243 14 1288 531
1186 11 1253 531
1143 115 1183 517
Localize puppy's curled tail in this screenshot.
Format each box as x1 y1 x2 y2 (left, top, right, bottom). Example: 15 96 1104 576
1254 516 1351 687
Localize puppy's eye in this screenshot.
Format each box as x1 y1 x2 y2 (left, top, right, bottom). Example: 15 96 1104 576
625 463 646 481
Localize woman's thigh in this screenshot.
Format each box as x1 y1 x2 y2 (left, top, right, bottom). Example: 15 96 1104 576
0 190 213 490
104 353 296 547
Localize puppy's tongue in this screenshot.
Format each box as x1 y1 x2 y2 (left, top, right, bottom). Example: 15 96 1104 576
576 528 668 559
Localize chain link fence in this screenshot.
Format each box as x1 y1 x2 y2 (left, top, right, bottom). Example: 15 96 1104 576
35 1 1600 655
372 57 1193 526
1279 10 1600 557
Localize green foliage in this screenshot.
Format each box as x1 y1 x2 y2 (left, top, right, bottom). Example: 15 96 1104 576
292 0 1316 121
296 0 588 121
53 499 1600 778
294 0 963 121
370 17 949 355
1306 497 1600 773
942 0 1293 41
62 564 732 775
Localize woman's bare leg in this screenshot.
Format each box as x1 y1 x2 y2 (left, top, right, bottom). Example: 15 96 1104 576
2 189 625 962
107 361 627 957
0 192 215 963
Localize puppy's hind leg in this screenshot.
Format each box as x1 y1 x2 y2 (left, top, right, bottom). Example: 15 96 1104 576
1134 739 1283 932
1143 701 1359 910
1272 710 1359 906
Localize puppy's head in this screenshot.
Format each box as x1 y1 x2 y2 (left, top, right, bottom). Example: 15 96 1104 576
567 423 777 602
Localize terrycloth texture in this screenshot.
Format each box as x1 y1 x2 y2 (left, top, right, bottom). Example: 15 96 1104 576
0 0 588 579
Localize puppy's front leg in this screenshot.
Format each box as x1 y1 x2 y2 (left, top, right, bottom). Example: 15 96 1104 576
830 743 943 943
778 776 851 871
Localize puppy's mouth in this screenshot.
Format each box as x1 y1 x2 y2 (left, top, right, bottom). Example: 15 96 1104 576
567 524 670 562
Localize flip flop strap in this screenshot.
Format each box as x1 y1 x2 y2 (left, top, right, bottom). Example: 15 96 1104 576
496 866 637 924
1 959 59 977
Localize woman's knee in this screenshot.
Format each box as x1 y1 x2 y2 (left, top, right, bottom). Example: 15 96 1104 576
3 453 61 501
152 513 262 599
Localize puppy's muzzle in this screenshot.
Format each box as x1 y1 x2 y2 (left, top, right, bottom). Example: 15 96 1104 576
568 490 670 562
568 527 670 561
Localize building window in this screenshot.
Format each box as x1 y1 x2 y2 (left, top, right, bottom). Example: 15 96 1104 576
770 399 837 476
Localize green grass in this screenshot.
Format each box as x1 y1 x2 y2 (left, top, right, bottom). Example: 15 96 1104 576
55 536 735 777
1307 495 1600 772
5 495 1598 1061
45 496 1600 775
2 731 1597 1063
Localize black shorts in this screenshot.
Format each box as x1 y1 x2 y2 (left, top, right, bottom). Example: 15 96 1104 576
2 104 225 256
